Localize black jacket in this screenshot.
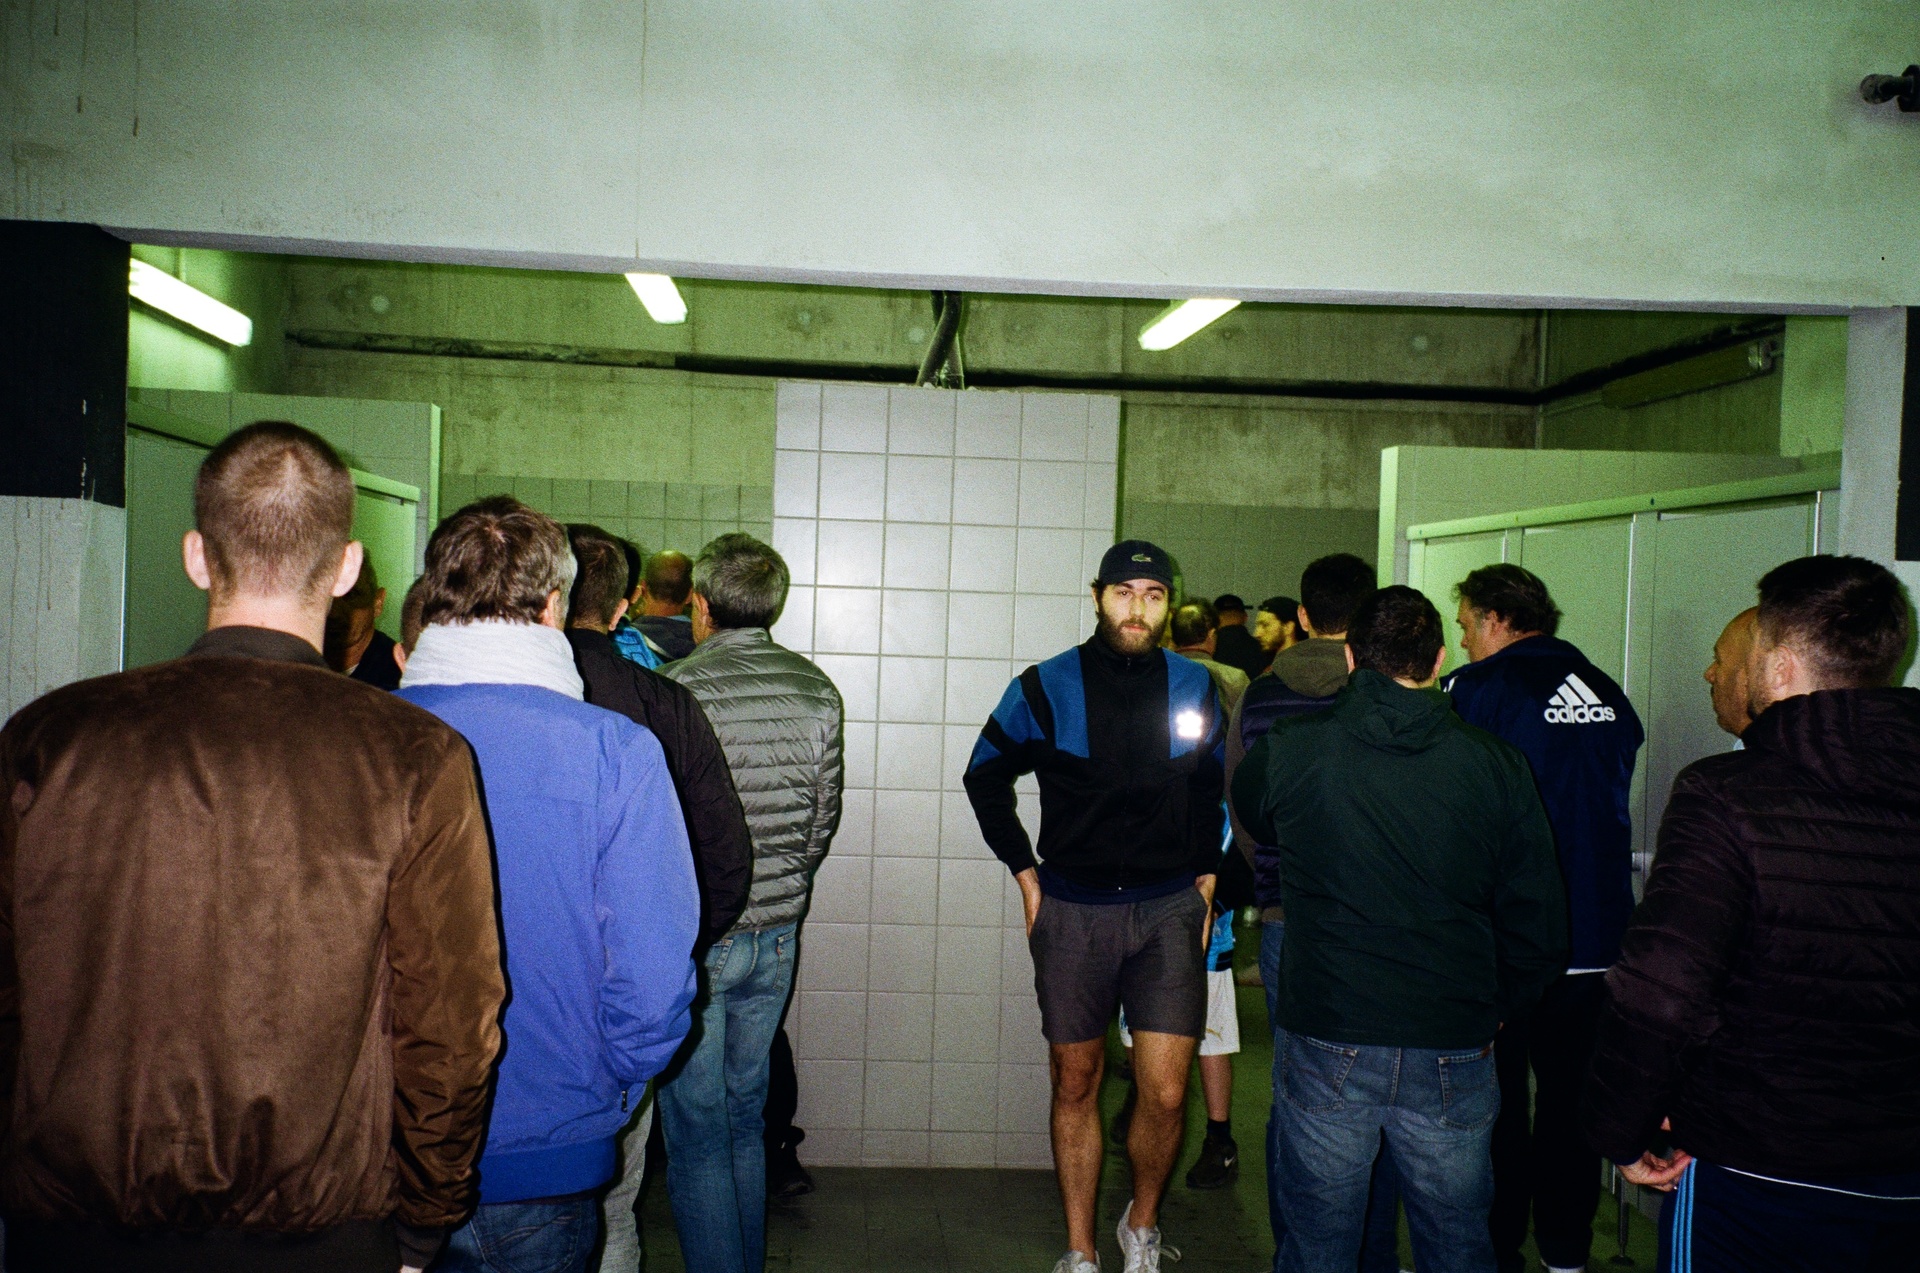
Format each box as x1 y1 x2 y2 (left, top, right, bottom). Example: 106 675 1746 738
1233 670 1567 1049
1212 623 1269 681
964 637 1226 893
1583 687 1920 1177
567 629 753 948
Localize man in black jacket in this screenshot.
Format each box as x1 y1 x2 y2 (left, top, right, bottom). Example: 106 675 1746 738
1584 555 1920 1272
965 540 1225 1273
564 524 754 1273
1234 586 1567 1273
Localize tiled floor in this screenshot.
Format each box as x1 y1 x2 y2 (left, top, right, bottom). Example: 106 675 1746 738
635 928 1666 1272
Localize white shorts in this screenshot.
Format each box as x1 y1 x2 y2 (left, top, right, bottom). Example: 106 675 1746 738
1119 969 1241 1057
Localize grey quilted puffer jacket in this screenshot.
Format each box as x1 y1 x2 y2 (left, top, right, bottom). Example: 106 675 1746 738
662 627 844 932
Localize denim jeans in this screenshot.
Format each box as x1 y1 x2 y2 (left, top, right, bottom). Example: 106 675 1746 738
440 1195 599 1273
1262 922 1402 1273
1276 1030 1500 1273
655 924 797 1273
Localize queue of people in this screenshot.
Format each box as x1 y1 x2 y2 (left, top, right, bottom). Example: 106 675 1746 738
1 419 1917 1273
964 538 1920 1273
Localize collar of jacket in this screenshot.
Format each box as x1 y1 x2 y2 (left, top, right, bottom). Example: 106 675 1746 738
1334 668 1454 754
1082 632 1160 676
697 626 773 654
1268 636 1350 698
1743 684 1920 799
187 625 328 668
1466 632 1571 668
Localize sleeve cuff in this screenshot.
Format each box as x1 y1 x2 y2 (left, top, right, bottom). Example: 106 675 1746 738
395 1222 447 1269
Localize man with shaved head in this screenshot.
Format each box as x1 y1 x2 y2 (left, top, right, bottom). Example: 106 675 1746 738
0 422 505 1272
632 549 699 663
1704 607 1758 738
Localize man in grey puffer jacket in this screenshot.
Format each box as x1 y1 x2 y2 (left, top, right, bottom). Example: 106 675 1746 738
655 533 843 1273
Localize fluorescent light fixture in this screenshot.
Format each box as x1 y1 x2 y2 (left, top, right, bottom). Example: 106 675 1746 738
1137 297 1240 351
128 259 253 347
624 272 688 324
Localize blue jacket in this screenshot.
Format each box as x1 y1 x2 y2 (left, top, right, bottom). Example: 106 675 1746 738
963 637 1225 895
397 683 700 1203
1443 635 1644 970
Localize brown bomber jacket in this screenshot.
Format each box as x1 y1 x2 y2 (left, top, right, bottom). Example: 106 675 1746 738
0 627 504 1251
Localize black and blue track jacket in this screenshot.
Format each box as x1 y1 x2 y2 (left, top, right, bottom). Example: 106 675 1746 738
1443 634 1644 970
964 636 1226 894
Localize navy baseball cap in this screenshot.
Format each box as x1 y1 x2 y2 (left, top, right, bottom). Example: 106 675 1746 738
1096 539 1175 589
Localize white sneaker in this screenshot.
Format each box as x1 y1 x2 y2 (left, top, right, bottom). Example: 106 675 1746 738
1115 1201 1181 1271
1051 1252 1099 1273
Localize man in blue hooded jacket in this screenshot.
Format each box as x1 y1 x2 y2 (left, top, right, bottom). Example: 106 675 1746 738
399 497 701 1273
1445 564 1644 1273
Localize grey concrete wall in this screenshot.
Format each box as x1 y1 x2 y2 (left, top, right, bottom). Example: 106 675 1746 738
14 5 1920 309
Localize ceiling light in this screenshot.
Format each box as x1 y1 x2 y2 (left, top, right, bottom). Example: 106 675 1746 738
1137 298 1240 351
624 272 688 324
128 259 252 346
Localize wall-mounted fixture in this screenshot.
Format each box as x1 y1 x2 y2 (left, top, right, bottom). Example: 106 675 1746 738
1860 66 1920 111
624 272 688 324
1600 337 1779 410
128 259 252 346
1137 298 1240 351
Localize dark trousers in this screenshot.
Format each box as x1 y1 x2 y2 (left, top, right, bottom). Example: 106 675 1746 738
1490 973 1605 1272
4 1218 398 1273
1660 1160 1920 1272
764 1025 798 1153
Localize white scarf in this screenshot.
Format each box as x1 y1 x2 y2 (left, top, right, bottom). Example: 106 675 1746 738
399 619 584 700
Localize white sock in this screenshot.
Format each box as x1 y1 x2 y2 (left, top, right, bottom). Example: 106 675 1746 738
1544 1265 1586 1273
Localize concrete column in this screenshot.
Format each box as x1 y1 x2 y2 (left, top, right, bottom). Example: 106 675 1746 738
1838 307 1920 686
2 221 130 719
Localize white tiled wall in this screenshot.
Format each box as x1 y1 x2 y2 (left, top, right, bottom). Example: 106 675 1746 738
772 382 1119 1169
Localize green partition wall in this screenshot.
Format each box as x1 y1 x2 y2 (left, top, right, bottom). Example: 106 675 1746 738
124 401 420 669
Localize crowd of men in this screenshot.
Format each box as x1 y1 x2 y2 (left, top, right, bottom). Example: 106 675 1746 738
0 419 1916 1273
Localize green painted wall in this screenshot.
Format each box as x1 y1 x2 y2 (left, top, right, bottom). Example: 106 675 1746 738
127 245 288 394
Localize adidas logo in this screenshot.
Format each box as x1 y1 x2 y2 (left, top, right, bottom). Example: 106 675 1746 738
1543 673 1616 724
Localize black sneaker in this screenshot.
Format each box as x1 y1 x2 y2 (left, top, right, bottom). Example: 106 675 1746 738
1184 1135 1238 1190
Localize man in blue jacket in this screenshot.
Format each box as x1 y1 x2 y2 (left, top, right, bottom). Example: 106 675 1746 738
1445 564 1644 1273
399 496 701 1273
965 540 1225 1273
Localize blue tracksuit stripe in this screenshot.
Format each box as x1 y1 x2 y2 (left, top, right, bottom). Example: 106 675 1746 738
1034 649 1090 758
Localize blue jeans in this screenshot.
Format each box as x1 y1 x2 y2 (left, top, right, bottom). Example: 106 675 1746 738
1262 922 1401 1273
1276 1030 1500 1273
440 1195 599 1273
655 923 797 1273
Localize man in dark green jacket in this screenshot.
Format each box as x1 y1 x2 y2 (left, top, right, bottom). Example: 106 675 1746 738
1232 586 1567 1273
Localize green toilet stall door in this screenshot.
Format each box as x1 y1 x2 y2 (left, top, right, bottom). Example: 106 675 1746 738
123 402 420 670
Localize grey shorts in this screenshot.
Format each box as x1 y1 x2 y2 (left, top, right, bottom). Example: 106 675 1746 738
1028 886 1209 1044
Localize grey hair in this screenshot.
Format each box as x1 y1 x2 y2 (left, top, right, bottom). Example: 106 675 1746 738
692 532 790 630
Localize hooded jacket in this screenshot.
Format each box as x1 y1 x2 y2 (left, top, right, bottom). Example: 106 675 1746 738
1444 635 1643 970
1583 687 1920 1178
568 628 753 949
0 628 503 1266
1232 669 1568 1048
662 627 844 933
1226 637 1352 916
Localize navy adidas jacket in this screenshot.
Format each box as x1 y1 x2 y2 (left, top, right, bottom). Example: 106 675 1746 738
1443 635 1644 970
964 636 1226 893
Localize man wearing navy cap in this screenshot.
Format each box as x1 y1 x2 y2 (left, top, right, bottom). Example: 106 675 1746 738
965 540 1226 1273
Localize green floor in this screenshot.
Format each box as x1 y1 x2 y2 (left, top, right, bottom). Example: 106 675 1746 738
638 926 1665 1271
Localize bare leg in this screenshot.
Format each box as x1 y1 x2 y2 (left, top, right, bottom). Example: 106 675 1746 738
1199 1053 1232 1123
1126 1029 1200 1230
1050 1038 1107 1258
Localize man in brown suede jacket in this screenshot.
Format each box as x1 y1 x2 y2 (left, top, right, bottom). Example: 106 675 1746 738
0 422 505 1273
